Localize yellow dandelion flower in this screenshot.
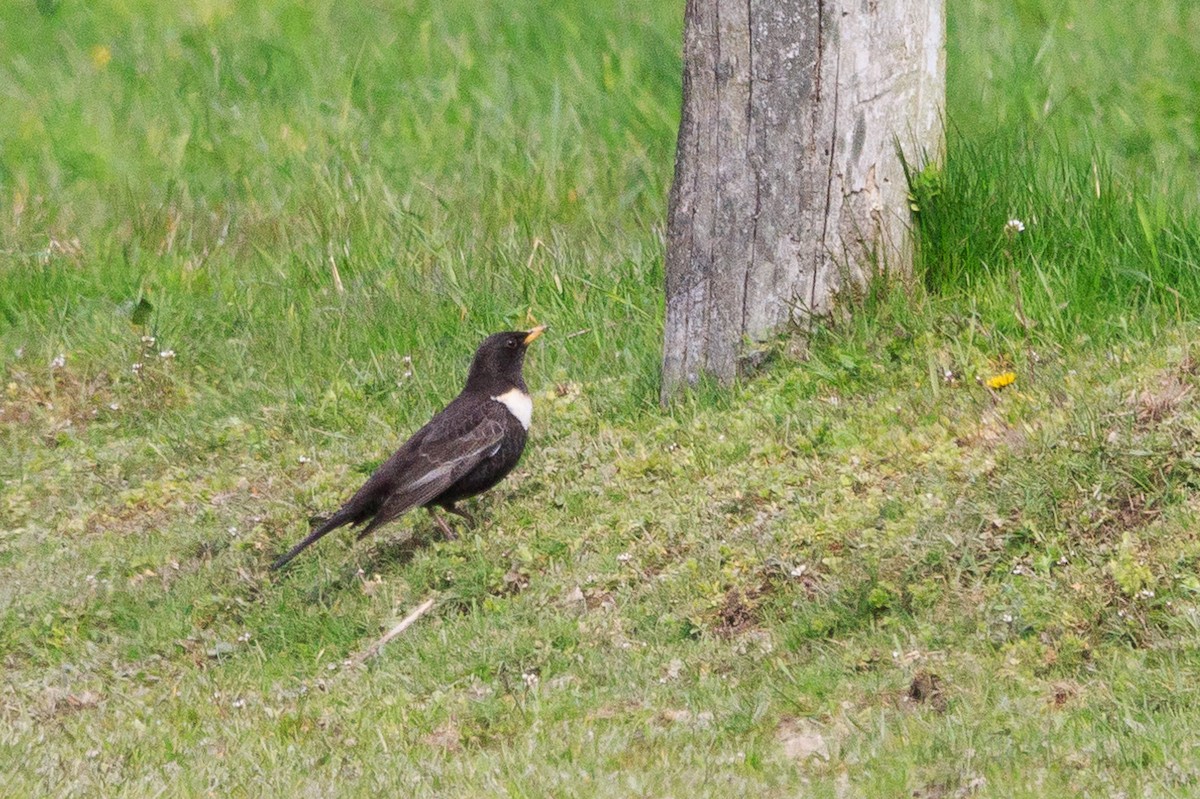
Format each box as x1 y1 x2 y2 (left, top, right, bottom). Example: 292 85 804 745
986 371 1016 390
90 45 111 69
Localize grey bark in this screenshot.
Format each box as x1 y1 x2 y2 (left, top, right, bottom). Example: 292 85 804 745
661 0 945 398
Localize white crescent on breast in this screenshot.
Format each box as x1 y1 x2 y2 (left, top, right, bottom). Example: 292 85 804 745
491 388 532 430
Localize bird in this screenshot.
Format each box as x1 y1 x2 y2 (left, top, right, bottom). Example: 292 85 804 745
270 326 546 571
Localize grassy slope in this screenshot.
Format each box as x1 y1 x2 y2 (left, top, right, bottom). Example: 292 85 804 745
3 0 1200 796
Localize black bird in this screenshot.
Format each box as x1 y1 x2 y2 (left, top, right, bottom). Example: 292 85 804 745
270 326 546 571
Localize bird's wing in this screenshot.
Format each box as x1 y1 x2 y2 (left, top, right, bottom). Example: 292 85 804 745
356 402 508 536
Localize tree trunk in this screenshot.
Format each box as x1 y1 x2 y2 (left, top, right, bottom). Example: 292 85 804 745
662 0 944 398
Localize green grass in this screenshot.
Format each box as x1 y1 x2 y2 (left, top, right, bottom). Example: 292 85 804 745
4 0 1200 796
2 0 679 421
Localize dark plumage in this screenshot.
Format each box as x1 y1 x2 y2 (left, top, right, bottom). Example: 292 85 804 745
270 326 545 571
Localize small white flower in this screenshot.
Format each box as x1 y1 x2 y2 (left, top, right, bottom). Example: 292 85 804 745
297 455 311 464
402 355 412 364
141 335 156 346
15 347 24 358
522 671 539 689
1004 218 1026 235
790 564 808 578
50 353 66 369
403 370 413 379
231 698 245 709
1139 589 1155 599
1002 613 1013 623
158 349 175 360
943 369 955 383
616 552 632 563
108 402 120 411
131 362 143 375
237 632 251 643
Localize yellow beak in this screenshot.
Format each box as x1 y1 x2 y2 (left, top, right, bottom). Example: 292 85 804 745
523 325 547 345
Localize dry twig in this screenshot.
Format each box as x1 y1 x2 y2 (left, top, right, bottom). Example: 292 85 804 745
350 596 436 667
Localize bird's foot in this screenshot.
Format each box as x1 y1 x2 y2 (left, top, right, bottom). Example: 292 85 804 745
429 509 459 540
444 503 477 527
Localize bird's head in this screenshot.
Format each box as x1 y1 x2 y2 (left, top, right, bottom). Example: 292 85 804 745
465 325 546 392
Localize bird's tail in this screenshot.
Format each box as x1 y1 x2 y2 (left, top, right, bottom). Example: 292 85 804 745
270 510 355 571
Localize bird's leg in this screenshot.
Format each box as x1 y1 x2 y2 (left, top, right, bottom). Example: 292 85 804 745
443 503 476 527
427 507 458 540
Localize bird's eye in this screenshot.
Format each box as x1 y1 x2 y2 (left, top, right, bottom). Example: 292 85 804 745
507 339 518 349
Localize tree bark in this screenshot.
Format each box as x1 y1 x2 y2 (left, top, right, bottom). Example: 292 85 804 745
662 0 944 398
